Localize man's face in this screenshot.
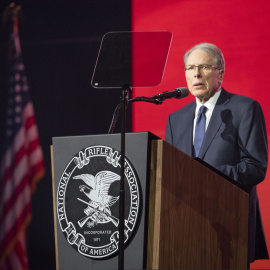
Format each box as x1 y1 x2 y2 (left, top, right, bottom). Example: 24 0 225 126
185 49 224 103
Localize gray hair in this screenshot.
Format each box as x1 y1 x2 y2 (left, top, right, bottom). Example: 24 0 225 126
184 43 225 69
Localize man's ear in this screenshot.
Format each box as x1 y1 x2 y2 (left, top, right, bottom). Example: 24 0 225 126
218 69 225 82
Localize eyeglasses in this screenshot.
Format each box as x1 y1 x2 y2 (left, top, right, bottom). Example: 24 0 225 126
183 64 222 72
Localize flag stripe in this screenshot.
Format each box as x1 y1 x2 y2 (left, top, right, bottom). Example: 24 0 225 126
0 123 44 197
1 154 29 212
1 143 44 200
0 128 39 188
0 103 39 171
0 172 30 231
0 202 31 260
2 230 29 270
0 27 45 270
0 176 31 241
14 235 28 269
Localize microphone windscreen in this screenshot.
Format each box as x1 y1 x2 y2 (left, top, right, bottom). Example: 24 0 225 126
175 87 189 98
181 87 189 98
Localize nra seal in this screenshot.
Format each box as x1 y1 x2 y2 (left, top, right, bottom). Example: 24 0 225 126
56 145 141 259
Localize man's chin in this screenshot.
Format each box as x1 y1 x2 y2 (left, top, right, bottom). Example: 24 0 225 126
193 91 211 103
192 90 208 98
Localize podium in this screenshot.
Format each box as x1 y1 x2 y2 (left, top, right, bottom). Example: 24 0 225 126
51 132 249 269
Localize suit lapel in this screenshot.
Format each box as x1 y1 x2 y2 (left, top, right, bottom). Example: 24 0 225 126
198 89 231 159
184 102 196 156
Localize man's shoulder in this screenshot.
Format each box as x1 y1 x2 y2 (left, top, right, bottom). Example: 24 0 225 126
223 89 256 101
221 89 259 106
168 101 195 117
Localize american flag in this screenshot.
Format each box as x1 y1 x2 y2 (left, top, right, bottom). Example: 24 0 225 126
0 27 45 269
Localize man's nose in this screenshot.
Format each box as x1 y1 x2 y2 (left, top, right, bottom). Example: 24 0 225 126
194 66 202 77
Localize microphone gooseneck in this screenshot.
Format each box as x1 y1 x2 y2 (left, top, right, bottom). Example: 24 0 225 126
150 87 189 100
108 87 189 134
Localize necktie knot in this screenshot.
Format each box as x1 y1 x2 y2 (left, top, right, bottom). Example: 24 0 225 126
199 105 207 115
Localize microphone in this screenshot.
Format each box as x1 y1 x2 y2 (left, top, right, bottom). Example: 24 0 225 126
150 87 189 100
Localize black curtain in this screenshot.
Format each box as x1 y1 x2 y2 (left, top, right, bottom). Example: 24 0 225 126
0 1 131 269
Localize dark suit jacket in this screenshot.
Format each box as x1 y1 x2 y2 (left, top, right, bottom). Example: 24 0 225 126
166 88 269 263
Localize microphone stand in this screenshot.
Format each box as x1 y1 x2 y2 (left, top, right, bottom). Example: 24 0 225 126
106 86 176 270
118 84 131 270
114 89 162 270
108 96 161 134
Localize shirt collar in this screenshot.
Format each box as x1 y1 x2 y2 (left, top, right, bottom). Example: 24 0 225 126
195 88 222 115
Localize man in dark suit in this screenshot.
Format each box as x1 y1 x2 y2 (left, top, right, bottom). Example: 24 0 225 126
165 43 269 266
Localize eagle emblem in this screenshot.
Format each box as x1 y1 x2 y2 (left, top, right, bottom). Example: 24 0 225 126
73 170 120 228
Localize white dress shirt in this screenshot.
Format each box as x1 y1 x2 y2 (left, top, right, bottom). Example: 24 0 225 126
193 89 222 143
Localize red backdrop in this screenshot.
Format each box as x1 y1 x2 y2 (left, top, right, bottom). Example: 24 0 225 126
131 0 270 268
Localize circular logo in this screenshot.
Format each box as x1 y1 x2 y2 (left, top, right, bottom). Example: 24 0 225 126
56 145 141 259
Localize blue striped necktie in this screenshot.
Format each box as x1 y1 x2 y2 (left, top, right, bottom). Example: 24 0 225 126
194 105 207 157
